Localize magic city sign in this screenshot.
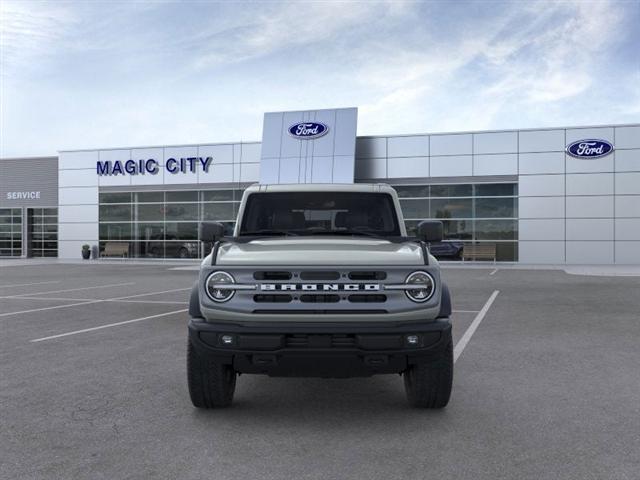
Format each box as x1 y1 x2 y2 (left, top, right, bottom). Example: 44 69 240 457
566 139 614 159
96 157 213 176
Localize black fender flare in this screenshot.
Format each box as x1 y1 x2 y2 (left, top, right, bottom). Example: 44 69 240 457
189 281 203 319
437 283 452 318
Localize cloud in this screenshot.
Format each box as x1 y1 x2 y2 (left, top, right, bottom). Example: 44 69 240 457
0 0 637 156
188 1 408 70
357 0 635 134
486 0 623 100
0 1 77 72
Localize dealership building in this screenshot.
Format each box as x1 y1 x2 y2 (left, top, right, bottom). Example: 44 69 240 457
1 108 639 264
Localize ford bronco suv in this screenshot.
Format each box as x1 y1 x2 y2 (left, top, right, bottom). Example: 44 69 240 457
188 184 453 408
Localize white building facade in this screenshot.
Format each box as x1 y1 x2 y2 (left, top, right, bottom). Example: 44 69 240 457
2 109 638 264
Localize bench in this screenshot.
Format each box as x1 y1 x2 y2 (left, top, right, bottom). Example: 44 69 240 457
101 242 129 258
462 244 496 263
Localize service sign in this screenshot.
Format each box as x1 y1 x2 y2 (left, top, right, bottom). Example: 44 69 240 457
566 139 614 159
288 122 329 139
6 191 41 200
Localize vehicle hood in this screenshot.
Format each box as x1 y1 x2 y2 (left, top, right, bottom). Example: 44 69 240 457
215 237 425 266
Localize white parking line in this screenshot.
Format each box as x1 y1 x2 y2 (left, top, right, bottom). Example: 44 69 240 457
0 300 104 318
111 287 190 300
489 269 498 276
0 286 192 318
30 309 188 342
0 296 187 305
0 296 98 302
0 282 136 299
110 299 187 305
1 287 189 301
454 290 500 363
0 281 60 288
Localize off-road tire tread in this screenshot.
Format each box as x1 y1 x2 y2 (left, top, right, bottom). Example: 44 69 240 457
404 340 453 408
187 340 236 408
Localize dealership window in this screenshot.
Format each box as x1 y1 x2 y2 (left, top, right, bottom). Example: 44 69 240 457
396 183 518 261
0 208 22 257
28 208 58 258
98 189 241 258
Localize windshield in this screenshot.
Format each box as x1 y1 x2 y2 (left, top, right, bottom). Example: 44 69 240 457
238 192 401 237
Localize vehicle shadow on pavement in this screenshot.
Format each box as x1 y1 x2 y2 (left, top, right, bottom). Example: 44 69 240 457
189 375 452 425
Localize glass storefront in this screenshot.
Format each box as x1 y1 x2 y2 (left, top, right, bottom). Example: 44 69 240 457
98 189 242 258
98 183 518 261
395 182 518 261
0 208 22 257
28 208 58 257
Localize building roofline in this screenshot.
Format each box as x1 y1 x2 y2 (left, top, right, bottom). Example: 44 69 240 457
58 140 261 154
356 122 640 139
52 122 640 154
0 156 58 161
264 106 357 115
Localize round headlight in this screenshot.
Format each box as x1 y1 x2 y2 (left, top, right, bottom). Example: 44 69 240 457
205 271 235 302
405 271 435 302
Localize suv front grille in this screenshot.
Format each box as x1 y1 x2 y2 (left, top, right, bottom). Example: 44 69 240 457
300 294 340 303
249 269 396 310
254 294 292 303
348 294 387 303
300 271 340 280
253 271 292 280
348 271 387 280
252 294 387 304
285 334 357 348
253 270 387 281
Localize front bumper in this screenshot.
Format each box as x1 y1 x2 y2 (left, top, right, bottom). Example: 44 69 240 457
188 318 452 378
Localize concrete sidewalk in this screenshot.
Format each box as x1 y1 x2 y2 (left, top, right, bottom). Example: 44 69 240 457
440 262 640 276
2 257 639 276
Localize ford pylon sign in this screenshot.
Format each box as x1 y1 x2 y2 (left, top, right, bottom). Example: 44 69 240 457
566 139 614 159
288 122 329 139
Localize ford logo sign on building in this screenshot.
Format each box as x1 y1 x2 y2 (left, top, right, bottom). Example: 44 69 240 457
288 122 329 139
566 139 614 159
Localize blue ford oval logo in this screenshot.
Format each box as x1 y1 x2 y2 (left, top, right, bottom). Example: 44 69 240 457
288 122 329 139
566 139 614 159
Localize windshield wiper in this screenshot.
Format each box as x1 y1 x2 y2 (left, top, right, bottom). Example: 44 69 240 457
240 229 299 237
310 230 390 240
344 230 390 240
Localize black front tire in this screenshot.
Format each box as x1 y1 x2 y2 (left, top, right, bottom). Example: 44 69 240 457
187 339 236 408
403 341 453 408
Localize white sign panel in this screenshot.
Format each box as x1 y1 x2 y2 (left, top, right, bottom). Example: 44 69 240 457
260 107 357 184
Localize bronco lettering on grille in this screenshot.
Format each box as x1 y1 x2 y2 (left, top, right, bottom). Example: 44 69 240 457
260 284 380 291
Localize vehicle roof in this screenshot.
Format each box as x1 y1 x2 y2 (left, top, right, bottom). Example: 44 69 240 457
244 183 396 194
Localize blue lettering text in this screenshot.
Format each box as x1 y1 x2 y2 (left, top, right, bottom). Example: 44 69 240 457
145 159 159 174
96 161 111 175
112 161 124 175
200 157 212 172
166 158 178 173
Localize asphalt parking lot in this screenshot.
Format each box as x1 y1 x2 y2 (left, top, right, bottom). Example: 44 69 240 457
1 262 639 480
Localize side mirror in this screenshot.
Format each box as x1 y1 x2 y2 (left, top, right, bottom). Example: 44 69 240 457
417 220 443 243
199 222 226 242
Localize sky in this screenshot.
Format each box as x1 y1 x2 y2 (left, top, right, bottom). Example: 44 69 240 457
1 0 639 157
